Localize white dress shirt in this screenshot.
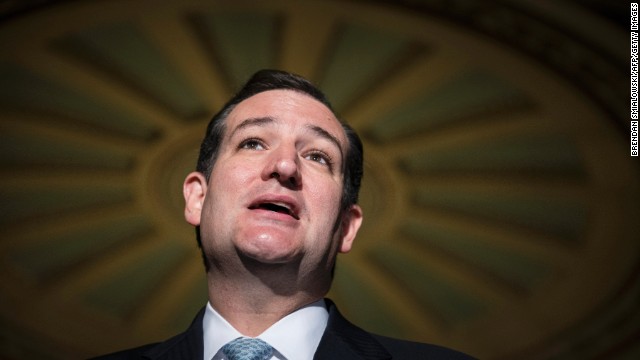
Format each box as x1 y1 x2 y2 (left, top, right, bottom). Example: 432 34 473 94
203 299 329 360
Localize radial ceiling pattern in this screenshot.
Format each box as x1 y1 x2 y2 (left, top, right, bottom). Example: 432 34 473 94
0 1 637 359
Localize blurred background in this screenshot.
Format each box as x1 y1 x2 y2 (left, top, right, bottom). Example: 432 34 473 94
0 0 637 359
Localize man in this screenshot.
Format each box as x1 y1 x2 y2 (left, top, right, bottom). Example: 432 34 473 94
95 70 473 359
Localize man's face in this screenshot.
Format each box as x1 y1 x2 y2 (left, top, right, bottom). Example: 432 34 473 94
184 90 362 273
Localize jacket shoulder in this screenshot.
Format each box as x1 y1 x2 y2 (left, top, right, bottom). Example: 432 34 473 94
322 299 475 360
88 343 158 360
89 307 205 359
373 334 477 360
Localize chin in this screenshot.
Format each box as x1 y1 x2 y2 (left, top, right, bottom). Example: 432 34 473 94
239 240 301 264
248 245 302 263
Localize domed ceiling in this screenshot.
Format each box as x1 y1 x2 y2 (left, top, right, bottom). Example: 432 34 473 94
0 0 637 359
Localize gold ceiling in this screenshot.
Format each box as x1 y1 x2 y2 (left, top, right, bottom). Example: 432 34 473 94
0 0 637 359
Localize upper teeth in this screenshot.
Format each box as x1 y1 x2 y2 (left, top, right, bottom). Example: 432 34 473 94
272 202 291 211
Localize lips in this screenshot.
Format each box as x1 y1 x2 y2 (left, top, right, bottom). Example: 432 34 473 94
248 196 300 220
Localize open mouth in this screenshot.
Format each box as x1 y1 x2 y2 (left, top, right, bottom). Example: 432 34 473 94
249 202 299 220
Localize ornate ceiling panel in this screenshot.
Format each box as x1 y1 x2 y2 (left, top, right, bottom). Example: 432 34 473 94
0 0 637 359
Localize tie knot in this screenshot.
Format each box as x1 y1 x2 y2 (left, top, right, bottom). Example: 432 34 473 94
221 337 273 360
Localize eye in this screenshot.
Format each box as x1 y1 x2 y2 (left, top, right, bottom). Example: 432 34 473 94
305 150 333 168
239 138 266 150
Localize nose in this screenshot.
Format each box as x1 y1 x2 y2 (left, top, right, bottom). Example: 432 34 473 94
261 145 301 188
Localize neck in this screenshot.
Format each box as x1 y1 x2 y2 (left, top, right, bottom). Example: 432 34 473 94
206 259 331 336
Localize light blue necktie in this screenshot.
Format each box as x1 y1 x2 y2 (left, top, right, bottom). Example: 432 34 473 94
221 337 273 360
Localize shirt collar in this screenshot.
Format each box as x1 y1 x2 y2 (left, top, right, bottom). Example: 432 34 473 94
203 299 329 360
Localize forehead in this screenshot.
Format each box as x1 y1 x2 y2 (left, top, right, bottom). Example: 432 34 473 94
224 89 347 145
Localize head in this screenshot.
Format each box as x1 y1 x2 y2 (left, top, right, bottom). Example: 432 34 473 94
184 70 363 282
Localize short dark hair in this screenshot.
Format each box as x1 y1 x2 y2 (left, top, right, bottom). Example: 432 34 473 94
194 69 364 268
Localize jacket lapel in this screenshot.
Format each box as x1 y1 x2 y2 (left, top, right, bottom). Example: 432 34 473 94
314 300 391 360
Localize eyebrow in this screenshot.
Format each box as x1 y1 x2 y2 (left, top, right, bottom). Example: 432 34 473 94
230 116 343 153
305 124 344 161
228 116 275 139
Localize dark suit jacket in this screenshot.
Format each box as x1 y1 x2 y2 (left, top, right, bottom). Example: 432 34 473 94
92 300 475 359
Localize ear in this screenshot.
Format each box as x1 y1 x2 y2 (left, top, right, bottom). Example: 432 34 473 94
183 172 208 226
338 204 363 253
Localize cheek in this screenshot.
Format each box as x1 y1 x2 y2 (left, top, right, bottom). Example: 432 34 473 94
202 163 256 221
212 162 256 190
308 179 343 219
